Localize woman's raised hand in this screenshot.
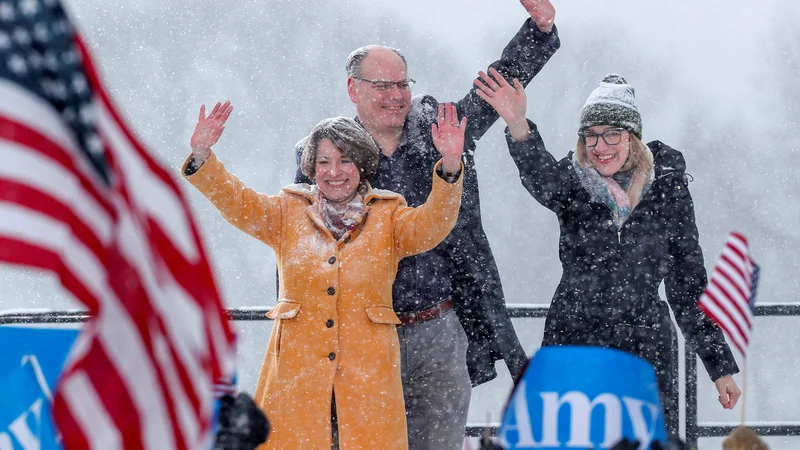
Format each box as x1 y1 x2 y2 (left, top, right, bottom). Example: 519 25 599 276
431 103 467 174
474 67 530 141
520 0 556 33
190 100 233 164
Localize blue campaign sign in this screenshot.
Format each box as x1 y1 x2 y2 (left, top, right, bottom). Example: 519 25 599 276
497 346 667 450
0 327 79 450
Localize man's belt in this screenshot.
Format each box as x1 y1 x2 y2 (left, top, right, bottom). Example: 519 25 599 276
396 299 453 327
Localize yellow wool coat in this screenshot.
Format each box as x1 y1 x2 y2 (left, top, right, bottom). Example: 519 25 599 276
182 152 463 450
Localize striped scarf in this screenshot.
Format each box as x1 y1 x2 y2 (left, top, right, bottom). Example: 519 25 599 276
572 155 649 231
316 185 367 240
601 175 632 231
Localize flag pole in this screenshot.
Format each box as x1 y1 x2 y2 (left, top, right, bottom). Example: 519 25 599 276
740 357 747 425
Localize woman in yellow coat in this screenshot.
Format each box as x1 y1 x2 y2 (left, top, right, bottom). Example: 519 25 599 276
183 101 466 449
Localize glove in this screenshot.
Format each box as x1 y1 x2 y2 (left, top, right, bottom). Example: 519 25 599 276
212 393 270 450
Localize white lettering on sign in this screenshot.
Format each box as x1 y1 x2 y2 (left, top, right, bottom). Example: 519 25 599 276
2 399 43 450
0 433 14 450
540 391 622 447
622 397 661 449
498 387 661 449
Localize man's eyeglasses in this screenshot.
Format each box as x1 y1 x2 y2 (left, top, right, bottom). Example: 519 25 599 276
579 128 627 147
353 77 416 92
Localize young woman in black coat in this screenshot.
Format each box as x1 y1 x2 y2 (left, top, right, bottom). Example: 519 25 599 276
473 69 741 434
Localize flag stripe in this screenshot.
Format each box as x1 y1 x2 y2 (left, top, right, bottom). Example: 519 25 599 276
704 285 751 341
698 298 747 356
153 334 201 450
0 80 85 163
720 251 751 288
95 290 177 449
0 236 101 313
78 341 144 450
709 276 753 328
728 234 750 261
0 179 106 261
111 179 210 423
0 203 109 304
717 253 746 288
0 113 113 215
58 371 120 450
714 262 751 310
111 166 211 403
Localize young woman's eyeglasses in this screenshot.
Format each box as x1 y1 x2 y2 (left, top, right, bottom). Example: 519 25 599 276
579 128 627 147
353 77 416 92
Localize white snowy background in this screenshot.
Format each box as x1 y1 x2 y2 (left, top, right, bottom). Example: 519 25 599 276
1 0 799 448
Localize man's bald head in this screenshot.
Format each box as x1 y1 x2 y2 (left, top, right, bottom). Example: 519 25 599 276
346 45 407 78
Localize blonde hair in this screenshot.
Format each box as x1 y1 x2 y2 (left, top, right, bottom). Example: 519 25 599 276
575 131 653 208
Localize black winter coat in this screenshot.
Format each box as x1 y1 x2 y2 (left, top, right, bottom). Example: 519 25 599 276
294 20 560 386
506 122 739 392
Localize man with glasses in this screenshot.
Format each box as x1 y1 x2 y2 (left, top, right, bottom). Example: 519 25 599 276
294 1 559 448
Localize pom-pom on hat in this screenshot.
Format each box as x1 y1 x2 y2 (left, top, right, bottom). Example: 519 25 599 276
579 73 642 138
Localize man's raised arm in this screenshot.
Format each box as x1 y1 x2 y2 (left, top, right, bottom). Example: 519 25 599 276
458 0 560 143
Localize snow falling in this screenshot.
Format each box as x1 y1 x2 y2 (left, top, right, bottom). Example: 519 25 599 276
1 0 798 448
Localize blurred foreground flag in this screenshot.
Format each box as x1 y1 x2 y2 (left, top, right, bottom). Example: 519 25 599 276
0 0 236 448
697 232 759 357
496 347 667 450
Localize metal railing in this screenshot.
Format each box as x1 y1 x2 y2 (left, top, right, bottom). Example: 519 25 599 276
2 303 799 447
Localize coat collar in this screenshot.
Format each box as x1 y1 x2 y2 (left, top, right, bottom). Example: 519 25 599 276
281 183 318 202
281 182 402 247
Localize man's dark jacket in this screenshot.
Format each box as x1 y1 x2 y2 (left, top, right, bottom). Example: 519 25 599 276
506 123 739 430
294 20 560 386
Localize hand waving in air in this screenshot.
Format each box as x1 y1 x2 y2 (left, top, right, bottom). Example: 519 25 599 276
520 0 556 33
190 100 233 165
431 103 467 174
474 67 530 142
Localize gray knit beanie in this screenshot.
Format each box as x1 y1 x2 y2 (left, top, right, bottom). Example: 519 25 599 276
579 73 642 138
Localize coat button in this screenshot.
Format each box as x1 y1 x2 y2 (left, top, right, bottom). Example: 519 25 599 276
328 352 336 361
328 256 336 264
326 319 334 328
327 287 336 295
343 236 351 244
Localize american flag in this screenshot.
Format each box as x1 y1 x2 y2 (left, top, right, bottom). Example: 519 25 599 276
698 232 760 357
0 0 236 448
